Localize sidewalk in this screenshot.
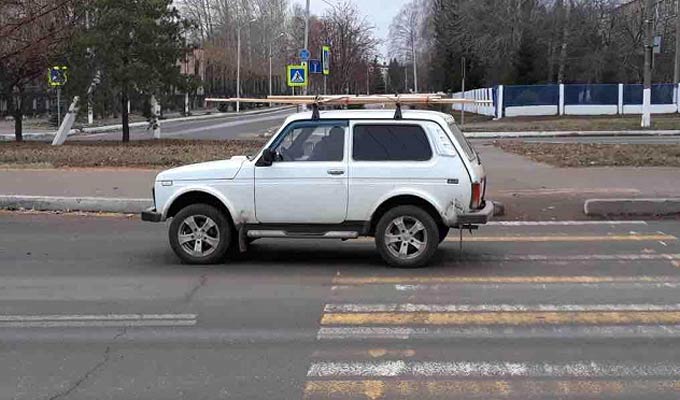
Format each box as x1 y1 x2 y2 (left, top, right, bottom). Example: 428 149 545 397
1 145 680 220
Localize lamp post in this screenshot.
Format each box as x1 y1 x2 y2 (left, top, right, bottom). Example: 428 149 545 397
236 9 257 113
270 32 285 98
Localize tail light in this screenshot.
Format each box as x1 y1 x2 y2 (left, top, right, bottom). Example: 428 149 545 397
471 181 482 209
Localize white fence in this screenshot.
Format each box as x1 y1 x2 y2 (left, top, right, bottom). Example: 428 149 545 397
452 83 680 119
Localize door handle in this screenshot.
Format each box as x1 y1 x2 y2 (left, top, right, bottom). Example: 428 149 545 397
327 169 345 176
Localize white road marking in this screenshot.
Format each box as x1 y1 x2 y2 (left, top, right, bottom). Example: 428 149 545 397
307 361 680 378
0 314 196 321
0 320 198 328
316 325 680 340
324 303 680 313
392 282 680 291
487 221 648 226
0 313 198 328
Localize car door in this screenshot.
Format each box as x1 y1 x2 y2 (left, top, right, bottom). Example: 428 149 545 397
254 120 349 224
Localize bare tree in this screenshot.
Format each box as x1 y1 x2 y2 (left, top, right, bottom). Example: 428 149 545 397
389 0 426 93
320 1 378 94
0 0 83 141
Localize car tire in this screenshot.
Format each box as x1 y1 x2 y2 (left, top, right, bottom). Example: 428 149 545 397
375 205 439 268
169 204 232 265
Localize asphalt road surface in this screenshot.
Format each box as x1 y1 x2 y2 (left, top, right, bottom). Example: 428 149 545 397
77 107 295 141
3 213 680 399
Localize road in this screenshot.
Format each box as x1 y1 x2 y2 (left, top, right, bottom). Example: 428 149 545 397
76 107 295 141
3 213 680 399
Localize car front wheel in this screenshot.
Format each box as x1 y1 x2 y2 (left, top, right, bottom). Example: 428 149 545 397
375 205 439 268
169 204 231 265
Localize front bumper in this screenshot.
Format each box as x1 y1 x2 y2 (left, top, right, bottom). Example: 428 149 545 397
452 201 495 227
141 207 162 223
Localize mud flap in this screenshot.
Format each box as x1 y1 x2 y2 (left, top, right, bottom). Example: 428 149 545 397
238 225 248 253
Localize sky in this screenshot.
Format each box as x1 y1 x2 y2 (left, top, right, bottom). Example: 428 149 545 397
293 0 410 58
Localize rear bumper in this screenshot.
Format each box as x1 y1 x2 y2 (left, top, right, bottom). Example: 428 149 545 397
452 201 494 227
141 207 163 223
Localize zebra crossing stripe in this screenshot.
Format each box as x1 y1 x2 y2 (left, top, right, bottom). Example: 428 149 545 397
303 379 680 399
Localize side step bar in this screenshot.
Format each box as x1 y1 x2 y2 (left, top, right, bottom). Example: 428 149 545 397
247 230 359 239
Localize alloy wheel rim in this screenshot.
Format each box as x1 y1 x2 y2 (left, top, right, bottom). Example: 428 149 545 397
178 215 220 257
384 216 428 260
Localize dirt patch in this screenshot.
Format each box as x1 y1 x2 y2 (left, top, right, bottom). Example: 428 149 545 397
495 141 680 167
0 140 266 168
462 114 680 132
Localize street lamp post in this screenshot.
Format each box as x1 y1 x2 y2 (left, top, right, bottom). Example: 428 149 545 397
236 11 257 113
270 32 285 98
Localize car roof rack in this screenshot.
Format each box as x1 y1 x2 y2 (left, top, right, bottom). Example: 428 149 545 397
205 95 491 120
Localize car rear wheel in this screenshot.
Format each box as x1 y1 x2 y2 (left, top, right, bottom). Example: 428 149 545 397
169 204 231 265
375 205 439 268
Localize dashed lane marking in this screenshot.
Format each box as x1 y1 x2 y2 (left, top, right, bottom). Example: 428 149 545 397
0 314 197 328
320 311 680 326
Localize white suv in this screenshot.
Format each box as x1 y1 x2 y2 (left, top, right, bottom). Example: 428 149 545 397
142 109 493 268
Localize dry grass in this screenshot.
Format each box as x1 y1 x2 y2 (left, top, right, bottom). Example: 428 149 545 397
461 114 680 132
0 139 266 168
495 141 680 167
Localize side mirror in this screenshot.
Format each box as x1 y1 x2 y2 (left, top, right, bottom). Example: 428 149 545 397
256 148 275 167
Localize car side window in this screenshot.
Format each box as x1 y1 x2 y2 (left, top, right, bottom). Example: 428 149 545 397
272 124 346 162
353 124 433 161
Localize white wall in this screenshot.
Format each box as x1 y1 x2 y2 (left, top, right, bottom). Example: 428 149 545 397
622 104 678 114
564 105 618 115
505 105 558 117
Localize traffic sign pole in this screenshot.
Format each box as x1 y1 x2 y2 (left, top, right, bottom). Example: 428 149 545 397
57 87 61 127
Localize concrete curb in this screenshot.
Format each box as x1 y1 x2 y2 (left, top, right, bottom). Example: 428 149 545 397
465 130 680 139
584 198 680 217
0 195 153 214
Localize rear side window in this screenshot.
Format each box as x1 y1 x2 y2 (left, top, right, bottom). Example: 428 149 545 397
353 124 432 161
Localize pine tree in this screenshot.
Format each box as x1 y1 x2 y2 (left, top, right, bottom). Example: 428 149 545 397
69 0 189 142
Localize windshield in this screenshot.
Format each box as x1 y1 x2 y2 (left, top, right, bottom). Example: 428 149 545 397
448 120 477 161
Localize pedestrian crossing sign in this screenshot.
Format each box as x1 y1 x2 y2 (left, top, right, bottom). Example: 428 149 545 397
287 64 308 87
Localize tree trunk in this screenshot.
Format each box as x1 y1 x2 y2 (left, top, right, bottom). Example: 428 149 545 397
14 110 23 142
121 90 130 142
12 91 23 142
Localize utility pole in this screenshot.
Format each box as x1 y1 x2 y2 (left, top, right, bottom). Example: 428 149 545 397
642 0 654 128
366 63 370 95
236 1 241 113
461 56 466 127
412 43 418 93
404 65 409 93
674 0 679 84
303 0 310 97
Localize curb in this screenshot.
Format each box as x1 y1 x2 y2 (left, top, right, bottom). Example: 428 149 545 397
465 130 680 139
0 195 153 214
584 198 680 217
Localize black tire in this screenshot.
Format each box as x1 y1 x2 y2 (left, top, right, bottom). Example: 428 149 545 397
375 205 439 268
169 204 232 265
438 226 450 243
